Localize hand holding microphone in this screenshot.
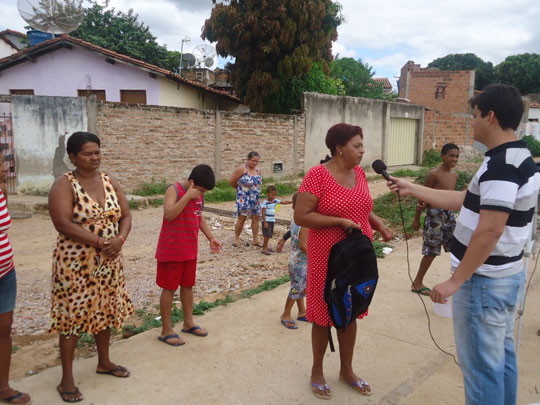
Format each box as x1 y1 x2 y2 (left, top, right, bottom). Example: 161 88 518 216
372 159 415 197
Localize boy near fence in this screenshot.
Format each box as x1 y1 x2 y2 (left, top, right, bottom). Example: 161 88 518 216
261 185 292 255
155 164 222 346
410 143 459 295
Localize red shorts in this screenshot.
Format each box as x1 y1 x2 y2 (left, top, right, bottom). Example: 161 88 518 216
156 260 197 290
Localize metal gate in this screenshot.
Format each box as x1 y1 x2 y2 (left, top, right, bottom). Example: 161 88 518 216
0 113 16 193
387 118 418 166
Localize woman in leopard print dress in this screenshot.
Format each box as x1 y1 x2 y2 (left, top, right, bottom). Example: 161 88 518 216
48 132 133 403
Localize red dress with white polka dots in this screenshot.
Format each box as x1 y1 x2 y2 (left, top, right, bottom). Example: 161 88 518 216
298 164 373 327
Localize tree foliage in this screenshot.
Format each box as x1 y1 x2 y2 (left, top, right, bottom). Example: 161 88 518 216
330 57 384 98
427 53 495 90
496 53 540 95
71 1 180 72
202 0 343 113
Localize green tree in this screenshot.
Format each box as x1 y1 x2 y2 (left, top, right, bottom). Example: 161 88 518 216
330 57 384 98
427 53 495 90
496 53 540 95
71 1 180 72
202 0 343 113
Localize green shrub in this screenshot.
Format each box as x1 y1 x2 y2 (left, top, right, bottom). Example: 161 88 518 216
134 177 169 196
372 192 418 235
456 170 474 191
523 135 540 157
422 149 442 167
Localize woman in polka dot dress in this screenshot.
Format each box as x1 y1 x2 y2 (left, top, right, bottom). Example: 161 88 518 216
295 123 393 400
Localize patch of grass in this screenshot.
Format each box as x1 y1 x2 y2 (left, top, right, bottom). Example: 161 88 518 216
11 345 19 354
128 200 142 210
373 192 419 235
204 187 237 203
456 170 474 191
422 149 442 167
134 177 169 196
373 241 392 258
149 198 164 207
76 332 95 348
122 275 291 336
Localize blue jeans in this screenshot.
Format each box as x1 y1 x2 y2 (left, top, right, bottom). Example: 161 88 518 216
0 269 16 314
453 271 525 405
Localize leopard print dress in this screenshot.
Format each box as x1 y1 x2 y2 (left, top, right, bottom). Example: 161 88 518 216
49 172 133 336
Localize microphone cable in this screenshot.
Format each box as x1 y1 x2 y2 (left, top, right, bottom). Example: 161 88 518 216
396 190 459 366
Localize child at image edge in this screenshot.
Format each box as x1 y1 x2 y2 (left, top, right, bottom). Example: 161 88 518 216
155 164 222 346
261 185 292 255
411 143 459 295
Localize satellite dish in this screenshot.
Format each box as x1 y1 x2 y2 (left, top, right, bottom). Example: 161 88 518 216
192 44 216 67
204 57 214 68
18 0 85 35
181 53 196 69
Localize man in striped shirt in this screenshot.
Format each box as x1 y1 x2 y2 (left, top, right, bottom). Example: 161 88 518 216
388 84 540 405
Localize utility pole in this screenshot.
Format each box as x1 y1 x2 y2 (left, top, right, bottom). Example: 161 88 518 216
179 37 191 76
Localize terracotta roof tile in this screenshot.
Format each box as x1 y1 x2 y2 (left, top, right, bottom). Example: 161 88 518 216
373 77 392 88
0 34 240 103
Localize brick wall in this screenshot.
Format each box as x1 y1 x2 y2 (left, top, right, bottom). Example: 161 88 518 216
405 68 474 150
95 102 305 192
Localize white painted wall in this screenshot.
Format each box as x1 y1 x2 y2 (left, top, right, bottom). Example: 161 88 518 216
11 95 87 194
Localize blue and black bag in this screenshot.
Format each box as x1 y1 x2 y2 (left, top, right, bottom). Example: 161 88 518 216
324 228 379 351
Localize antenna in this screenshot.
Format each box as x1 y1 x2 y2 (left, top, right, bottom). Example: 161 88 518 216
192 44 216 68
18 0 85 35
178 37 191 75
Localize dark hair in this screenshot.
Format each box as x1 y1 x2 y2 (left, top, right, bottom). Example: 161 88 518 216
326 123 363 156
266 185 277 193
469 84 523 131
441 143 459 155
320 155 332 164
189 164 216 190
66 132 101 155
247 151 260 160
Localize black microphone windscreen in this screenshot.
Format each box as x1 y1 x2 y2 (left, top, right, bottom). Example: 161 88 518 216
371 159 387 174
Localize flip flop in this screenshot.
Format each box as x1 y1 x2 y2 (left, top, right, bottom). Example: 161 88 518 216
0 391 32 405
96 365 130 378
253 242 263 247
281 319 298 329
232 242 239 247
297 316 309 322
311 382 331 400
57 385 83 403
261 250 271 255
339 377 372 396
157 333 185 346
181 326 208 337
411 287 431 296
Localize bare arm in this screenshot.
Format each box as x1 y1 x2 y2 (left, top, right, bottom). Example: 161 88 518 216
229 166 245 188
200 215 221 253
163 183 202 222
294 192 360 231
387 176 465 211
430 210 508 303
368 212 393 241
48 176 107 248
299 226 308 253
101 175 132 258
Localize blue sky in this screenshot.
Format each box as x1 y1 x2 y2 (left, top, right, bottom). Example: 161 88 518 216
2 0 540 90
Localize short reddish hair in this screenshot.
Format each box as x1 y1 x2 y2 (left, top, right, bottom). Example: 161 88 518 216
325 123 363 156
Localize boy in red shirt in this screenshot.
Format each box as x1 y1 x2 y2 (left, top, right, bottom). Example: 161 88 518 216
155 165 221 346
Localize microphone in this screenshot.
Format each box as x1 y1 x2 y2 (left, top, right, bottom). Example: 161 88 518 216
371 159 393 182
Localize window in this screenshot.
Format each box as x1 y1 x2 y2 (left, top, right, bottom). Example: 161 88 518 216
273 162 283 175
120 90 147 104
435 84 446 100
78 89 106 101
9 89 34 95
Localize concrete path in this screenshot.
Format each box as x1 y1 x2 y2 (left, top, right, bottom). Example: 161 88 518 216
11 238 540 404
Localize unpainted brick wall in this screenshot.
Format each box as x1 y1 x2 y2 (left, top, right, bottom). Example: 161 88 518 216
407 70 474 151
95 102 305 192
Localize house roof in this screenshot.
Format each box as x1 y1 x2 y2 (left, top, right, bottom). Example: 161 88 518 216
0 29 26 38
0 34 241 103
372 77 392 89
0 34 18 51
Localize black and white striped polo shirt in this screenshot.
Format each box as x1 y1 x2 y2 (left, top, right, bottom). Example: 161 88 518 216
450 140 540 277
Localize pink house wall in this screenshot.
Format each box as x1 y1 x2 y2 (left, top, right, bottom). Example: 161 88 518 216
0 47 160 104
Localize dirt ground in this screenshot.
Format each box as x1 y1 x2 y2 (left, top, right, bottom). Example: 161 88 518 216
7 178 393 380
